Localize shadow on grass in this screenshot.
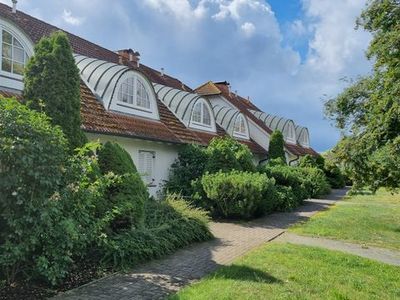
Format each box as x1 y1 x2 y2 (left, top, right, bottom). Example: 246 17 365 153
211 265 282 284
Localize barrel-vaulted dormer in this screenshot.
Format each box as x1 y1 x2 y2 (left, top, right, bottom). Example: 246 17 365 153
250 110 296 144
212 104 249 139
153 83 217 133
295 125 310 148
74 54 159 120
0 17 34 92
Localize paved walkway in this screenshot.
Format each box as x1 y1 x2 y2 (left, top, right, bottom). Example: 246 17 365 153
54 189 347 300
277 232 400 266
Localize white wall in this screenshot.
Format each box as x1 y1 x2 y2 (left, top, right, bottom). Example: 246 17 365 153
86 132 181 197
248 119 270 151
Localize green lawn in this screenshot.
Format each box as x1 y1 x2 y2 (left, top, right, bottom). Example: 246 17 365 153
290 189 400 250
171 243 400 300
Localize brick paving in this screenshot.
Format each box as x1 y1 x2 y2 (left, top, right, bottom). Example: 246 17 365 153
54 189 347 300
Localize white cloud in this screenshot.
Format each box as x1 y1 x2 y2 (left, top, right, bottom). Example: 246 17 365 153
62 9 84 26
143 0 207 21
290 19 307 36
240 22 255 37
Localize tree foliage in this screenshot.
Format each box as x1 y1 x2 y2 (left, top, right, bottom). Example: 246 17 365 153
98 141 138 175
268 130 286 162
23 31 86 150
324 0 400 191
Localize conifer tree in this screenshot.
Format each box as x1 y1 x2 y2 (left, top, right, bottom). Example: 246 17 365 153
268 130 286 162
23 31 86 150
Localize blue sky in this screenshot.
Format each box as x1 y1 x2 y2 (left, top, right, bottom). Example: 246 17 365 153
2 0 372 151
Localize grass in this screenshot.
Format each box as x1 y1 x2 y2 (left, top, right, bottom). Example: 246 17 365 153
171 243 400 300
290 189 400 250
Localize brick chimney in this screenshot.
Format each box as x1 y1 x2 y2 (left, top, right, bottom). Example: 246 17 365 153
117 49 140 67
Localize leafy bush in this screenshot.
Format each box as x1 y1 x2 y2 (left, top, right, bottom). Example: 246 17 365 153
259 165 308 203
274 185 298 211
0 98 68 284
201 171 276 219
101 173 148 230
98 141 137 175
164 144 208 197
324 163 346 188
98 194 212 269
205 137 255 173
268 130 286 162
298 167 331 198
97 141 148 230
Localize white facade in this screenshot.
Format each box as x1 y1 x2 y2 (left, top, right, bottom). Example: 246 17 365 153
86 133 181 197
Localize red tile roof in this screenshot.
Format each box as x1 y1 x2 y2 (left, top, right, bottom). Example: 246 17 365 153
196 81 319 157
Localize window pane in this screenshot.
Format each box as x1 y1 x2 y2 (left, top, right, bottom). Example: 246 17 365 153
202 103 211 125
13 62 24 75
13 37 23 48
136 79 150 108
2 43 11 58
2 30 12 44
13 47 24 63
1 58 11 72
192 102 202 123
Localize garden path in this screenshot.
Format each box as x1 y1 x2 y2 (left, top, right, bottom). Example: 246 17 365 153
54 188 348 300
277 232 400 266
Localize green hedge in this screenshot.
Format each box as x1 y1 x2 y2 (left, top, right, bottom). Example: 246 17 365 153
98 194 212 269
201 171 276 219
98 141 137 175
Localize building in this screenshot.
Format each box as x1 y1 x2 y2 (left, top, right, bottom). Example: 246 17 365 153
0 2 318 196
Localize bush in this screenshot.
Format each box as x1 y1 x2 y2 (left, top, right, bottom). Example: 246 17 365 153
268 130 286 162
274 185 298 211
98 141 137 175
97 141 148 230
164 144 208 197
98 194 212 269
201 171 276 219
324 163 346 188
0 98 68 284
259 165 308 203
298 167 331 198
205 137 255 174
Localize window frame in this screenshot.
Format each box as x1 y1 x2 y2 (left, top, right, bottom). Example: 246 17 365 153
117 75 152 112
190 100 213 129
0 28 29 78
232 114 249 139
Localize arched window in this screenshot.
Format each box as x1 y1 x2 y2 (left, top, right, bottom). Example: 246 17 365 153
233 115 246 135
191 100 212 127
118 77 151 110
1 29 29 75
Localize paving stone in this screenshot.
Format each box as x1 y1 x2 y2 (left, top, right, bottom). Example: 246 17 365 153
53 189 347 300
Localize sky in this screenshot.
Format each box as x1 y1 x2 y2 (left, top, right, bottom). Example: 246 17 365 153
1 0 373 151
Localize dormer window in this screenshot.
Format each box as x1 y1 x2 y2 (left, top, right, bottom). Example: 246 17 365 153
118 77 151 110
233 114 249 139
1 29 29 76
191 100 212 127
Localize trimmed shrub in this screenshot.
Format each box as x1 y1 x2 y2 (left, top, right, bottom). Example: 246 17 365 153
274 185 298 211
98 141 137 175
297 167 331 198
268 130 286 162
23 31 86 150
205 137 255 174
98 194 212 269
164 144 208 197
259 165 308 203
201 171 276 219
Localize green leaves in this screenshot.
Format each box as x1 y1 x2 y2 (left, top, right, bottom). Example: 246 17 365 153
23 31 86 151
268 130 286 162
324 0 400 191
